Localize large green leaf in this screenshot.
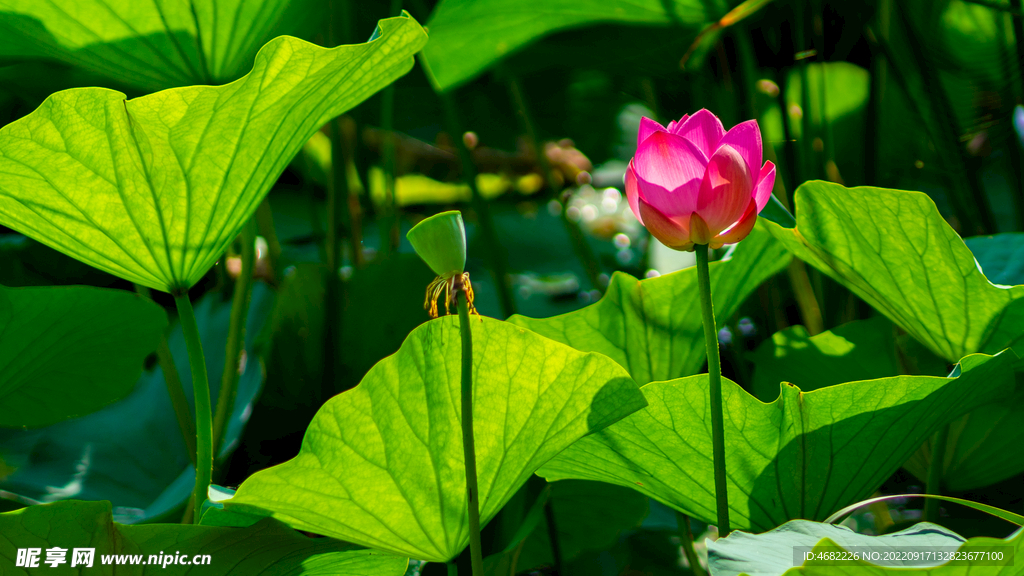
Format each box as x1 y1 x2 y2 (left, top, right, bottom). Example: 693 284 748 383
0 500 407 575
0 14 427 293
0 284 273 523
0 285 165 427
509 225 790 385
537 352 1015 532
421 0 710 92
0 0 321 92
219 316 646 562
763 182 1024 490
708 520 1023 576
762 181 1024 364
749 317 898 403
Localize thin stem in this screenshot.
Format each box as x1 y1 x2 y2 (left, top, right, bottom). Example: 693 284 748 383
380 83 399 256
212 218 255 457
438 85 516 317
543 499 564 576
174 292 213 524
256 197 281 281
786 260 824 335
134 284 196 466
457 291 484 576
324 117 348 401
924 425 950 523
507 73 604 293
695 245 730 536
676 511 707 576
447 562 458 576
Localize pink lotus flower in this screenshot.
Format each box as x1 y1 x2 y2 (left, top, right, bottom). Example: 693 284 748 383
626 110 776 251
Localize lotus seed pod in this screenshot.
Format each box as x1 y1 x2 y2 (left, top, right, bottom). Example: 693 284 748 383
407 210 467 278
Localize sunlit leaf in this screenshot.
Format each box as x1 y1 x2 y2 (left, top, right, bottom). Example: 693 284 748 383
509 225 790 385
0 0 322 92
0 14 427 293
0 284 273 523
220 316 646 562
538 352 1015 532
762 181 1024 364
0 500 408 575
421 0 710 91
0 285 165 428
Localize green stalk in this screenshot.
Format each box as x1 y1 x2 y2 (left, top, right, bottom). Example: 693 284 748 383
256 197 281 281
924 425 950 523
695 245 730 536
457 290 484 576
212 219 255 457
786 260 824 335
543 499 564 576
676 511 707 576
447 562 458 576
380 83 399 256
134 284 196 466
173 292 213 524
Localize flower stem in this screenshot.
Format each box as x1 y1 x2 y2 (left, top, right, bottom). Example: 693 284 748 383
134 284 196 466
924 424 950 523
212 218 255 457
676 511 707 576
456 290 484 576
695 244 731 536
173 292 213 524
447 562 458 576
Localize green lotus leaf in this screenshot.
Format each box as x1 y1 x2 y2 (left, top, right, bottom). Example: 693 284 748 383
0 14 427 293
220 316 646 562
0 0 322 92
537 352 1015 532
509 224 791 385
709 519 1024 576
749 316 899 402
965 233 1024 287
0 285 165 428
761 181 1024 364
0 284 273 523
421 0 709 91
0 500 408 575
762 181 1024 490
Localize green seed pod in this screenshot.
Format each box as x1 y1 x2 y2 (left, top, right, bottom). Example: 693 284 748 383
407 210 467 278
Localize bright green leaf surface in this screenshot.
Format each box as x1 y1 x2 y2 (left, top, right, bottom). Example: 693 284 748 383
709 520 967 576
0 500 408 575
509 225 791 385
763 181 1024 490
749 316 898 402
537 352 1014 532
762 181 1024 364
0 285 165 427
224 316 646 562
421 0 709 91
0 0 321 92
0 14 427 293
0 284 274 523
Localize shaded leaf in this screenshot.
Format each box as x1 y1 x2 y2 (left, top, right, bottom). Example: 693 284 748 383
538 352 1015 532
965 233 1024 288
509 225 791 385
749 317 898 402
421 0 710 91
220 316 646 562
0 14 427 293
0 284 274 523
0 500 408 575
0 285 165 427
